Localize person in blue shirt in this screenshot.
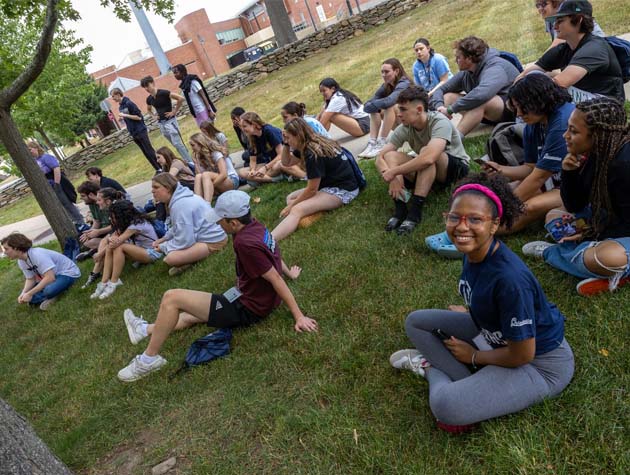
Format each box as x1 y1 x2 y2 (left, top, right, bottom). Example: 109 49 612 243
412 38 452 96
236 112 286 185
483 73 574 234
389 173 574 432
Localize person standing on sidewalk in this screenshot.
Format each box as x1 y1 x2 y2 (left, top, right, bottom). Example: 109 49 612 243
110 88 161 172
172 64 217 127
140 76 192 163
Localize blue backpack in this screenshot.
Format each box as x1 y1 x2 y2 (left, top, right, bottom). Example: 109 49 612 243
341 147 367 190
152 219 167 238
605 36 630 83
171 328 232 377
498 50 524 72
63 236 80 262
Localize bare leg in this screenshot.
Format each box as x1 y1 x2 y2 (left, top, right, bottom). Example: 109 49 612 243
163 242 212 267
110 245 127 283
457 96 505 136
91 237 109 274
200 171 214 202
499 190 562 235
379 107 397 139
369 113 381 140
583 241 628 276
286 188 305 205
272 192 343 240
330 113 366 137
101 247 114 282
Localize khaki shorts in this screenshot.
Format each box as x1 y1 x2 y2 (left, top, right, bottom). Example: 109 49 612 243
205 236 229 253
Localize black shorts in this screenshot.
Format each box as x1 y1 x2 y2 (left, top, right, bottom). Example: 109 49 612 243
207 294 262 329
444 154 469 186
356 115 371 134
481 96 516 125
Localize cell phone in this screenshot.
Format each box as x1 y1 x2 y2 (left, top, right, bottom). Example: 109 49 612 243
431 328 452 341
474 158 499 172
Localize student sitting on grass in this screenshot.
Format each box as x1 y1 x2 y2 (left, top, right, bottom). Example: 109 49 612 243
90 200 162 300
375 86 470 235
430 36 520 137
390 173 574 432
85 166 129 200
482 73 574 235
523 97 630 296
231 106 250 162
316 78 370 138
118 190 318 382
412 38 453 96
236 112 285 184
156 146 195 191
271 118 360 241
359 58 412 158
2 233 80 311
150 173 228 277
535 0 604 50
199 120 228 152
76 181 113 261
189 132 239 202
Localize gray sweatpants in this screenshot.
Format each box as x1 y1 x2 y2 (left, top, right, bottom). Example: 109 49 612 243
158 117 192 162
405 309 574 426
52 183 84 225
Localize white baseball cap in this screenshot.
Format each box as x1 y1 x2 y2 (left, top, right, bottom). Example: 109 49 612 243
206 190 251 223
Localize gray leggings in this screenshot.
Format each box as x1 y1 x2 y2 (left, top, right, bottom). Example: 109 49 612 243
405 310 575 426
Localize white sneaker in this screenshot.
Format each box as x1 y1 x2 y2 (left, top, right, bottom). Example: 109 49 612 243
90 282 107 300
358 139 377 158
117 354 167 382
99 279 123 300
522 241 554 258
39 297 57 311
124 309 148 345
365 139 385 158
389 349 430 377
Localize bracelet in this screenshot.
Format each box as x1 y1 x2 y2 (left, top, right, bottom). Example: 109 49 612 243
471 351 478 369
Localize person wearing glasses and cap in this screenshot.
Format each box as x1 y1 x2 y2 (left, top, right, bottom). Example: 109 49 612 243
519 1 623 102
117 190 318 382
534 0 604 49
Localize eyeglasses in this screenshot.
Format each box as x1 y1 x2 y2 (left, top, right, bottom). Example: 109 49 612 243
443 212 494 227
535 1 548 9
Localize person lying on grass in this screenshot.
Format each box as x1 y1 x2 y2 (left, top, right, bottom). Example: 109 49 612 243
90 200 163 300
375 85 470 235
150 173 228 277
189 133 239 202
390 173 574 433
118 190 318 382
523 97 630 297
2 233 80 311
271 118 360 241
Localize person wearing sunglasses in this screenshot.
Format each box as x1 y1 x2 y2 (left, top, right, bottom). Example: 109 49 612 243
534 0 604 50
389 173 574 432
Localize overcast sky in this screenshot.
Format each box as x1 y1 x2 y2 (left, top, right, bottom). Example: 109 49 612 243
67 0 255 72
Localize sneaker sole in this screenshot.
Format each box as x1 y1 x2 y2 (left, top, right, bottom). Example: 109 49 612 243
124 310 143 345
576 276 630 296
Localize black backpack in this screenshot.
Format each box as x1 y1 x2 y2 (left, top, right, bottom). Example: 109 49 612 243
340 147 367 190
485 122 526 166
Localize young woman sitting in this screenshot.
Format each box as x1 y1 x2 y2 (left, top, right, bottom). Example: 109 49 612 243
199 120 228 153
91 200 162 300
236 112 286 184
483 73 574 234
316 77 370 138
523 97 630 296
412 37 453 96
359 58 412 158
189 132 239 202
150 173 228 276
271 118 360 241
2 233 80 311
156 146 195 190
390 173 574 432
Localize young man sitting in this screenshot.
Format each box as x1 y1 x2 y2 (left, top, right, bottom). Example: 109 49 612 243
118 190 318 382
376 86 470 235
85 167 129 200
76 181 112 261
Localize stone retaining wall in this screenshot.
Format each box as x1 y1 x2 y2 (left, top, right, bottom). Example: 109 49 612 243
0 0 427 208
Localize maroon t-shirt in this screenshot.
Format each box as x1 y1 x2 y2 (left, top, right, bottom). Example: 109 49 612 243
233 219 282 317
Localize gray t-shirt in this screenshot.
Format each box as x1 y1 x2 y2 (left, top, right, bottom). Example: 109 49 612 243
388 111 470 163
18 247 81 280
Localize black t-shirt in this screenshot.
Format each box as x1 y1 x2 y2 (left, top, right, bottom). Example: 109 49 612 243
536 34 624 100
146 89 173 121
301 149 358 191
100 176 127 194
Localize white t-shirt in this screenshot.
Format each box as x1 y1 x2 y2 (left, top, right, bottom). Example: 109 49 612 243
18 247 81 280
189 80 206 114
214 132 228 147
325 92 368 120
211 151 239 182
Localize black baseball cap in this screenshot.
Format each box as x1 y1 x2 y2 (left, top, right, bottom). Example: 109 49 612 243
546 1 593 21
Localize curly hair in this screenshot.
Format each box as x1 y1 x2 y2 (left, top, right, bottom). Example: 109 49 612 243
109 200 152 233
284 118 341 160
507 73 572 116
77 180 100 195
575 98 630 238
449 172 524 230
396 85 430 110
97 187 123 203
453 36 488 63
189 132 224 173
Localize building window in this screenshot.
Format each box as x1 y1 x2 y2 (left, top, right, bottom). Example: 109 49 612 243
216 27 245 45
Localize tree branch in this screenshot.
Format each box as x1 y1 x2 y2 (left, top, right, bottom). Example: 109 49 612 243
0 0 60 108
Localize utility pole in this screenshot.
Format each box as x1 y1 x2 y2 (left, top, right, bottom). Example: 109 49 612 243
304 0 318 31
128 0 170 75
197 35 218 78
345 0 354 16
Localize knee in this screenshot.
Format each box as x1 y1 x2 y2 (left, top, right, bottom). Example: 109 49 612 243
405 309 431 336
429 387 471 426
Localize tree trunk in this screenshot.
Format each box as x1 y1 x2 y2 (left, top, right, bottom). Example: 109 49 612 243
266 0 297 47
0 398 73 475
36 127 61 161
0 107 77 247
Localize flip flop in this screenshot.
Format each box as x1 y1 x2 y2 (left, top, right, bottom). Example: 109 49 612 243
436 244 464 259
425 231 451 251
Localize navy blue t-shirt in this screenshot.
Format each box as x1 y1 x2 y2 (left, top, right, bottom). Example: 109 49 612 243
458 241 565 355
523 102 574 191
251 124 283 163
118 97 147 137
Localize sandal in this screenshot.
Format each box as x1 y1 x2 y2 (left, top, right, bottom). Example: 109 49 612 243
396 220 418 235
436 244 464 259
385 217 402 232
425 230 451 251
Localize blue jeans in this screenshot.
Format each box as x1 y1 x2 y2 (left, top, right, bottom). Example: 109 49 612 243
30 275 78 305
158 118 192 162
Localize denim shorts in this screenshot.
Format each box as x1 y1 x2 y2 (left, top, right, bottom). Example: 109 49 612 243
229 174 240 189
146 248 164 261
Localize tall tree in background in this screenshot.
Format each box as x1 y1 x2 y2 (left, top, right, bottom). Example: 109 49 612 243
266 0 297 47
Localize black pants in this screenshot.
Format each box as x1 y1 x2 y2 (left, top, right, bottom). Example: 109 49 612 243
132 131 160 171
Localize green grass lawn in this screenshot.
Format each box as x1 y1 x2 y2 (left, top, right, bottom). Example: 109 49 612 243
0 0 629 473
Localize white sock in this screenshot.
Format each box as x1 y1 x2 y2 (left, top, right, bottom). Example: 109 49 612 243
140 352 158 364
139 323 149 337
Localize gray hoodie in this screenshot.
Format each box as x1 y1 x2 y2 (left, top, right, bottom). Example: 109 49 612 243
159 184 226 254
431 48 519 113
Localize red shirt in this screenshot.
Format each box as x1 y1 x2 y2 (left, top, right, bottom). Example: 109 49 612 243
233 220 282 317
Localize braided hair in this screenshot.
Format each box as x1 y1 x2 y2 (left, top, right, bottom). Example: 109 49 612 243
576 98 630 238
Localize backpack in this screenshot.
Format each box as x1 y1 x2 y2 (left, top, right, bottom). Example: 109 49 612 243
340 147 367 190
152 219 167 238
605 36 630 83
171 328 232 377
63 236 80 262
485 122 526 166
498 50 524 73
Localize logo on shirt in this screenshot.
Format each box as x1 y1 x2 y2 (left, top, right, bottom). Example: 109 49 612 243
458 279 472 306
510 317 533 328
481 328 506 347
263 229 276 253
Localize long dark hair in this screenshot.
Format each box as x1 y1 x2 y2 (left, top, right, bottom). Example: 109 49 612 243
319 77 363 113
109 200 152 233
507 73 572 117
282 101 308 117
382 58 411 96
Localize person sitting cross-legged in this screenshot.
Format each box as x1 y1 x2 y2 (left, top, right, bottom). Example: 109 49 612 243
76 181 113 261
375 85 470 235
118 190 318 382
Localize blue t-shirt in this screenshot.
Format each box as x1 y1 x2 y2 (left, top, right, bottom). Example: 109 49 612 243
523 102 575 191
413 53 452 91
119 96 147 137
304 116 331 138
458 241 565 355
251 124 283 163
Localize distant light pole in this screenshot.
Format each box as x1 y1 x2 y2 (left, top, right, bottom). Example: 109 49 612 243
304 0 318 31
345 0 354 16
197 35 218 78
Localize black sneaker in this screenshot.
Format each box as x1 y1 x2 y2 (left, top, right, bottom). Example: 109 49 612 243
396 220 419 235
76 249 97 262
81 272 101 289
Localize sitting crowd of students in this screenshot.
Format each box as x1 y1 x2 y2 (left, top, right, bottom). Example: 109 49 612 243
3 0 629 434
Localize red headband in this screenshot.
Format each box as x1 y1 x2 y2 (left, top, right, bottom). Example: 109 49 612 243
453 184 503 218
